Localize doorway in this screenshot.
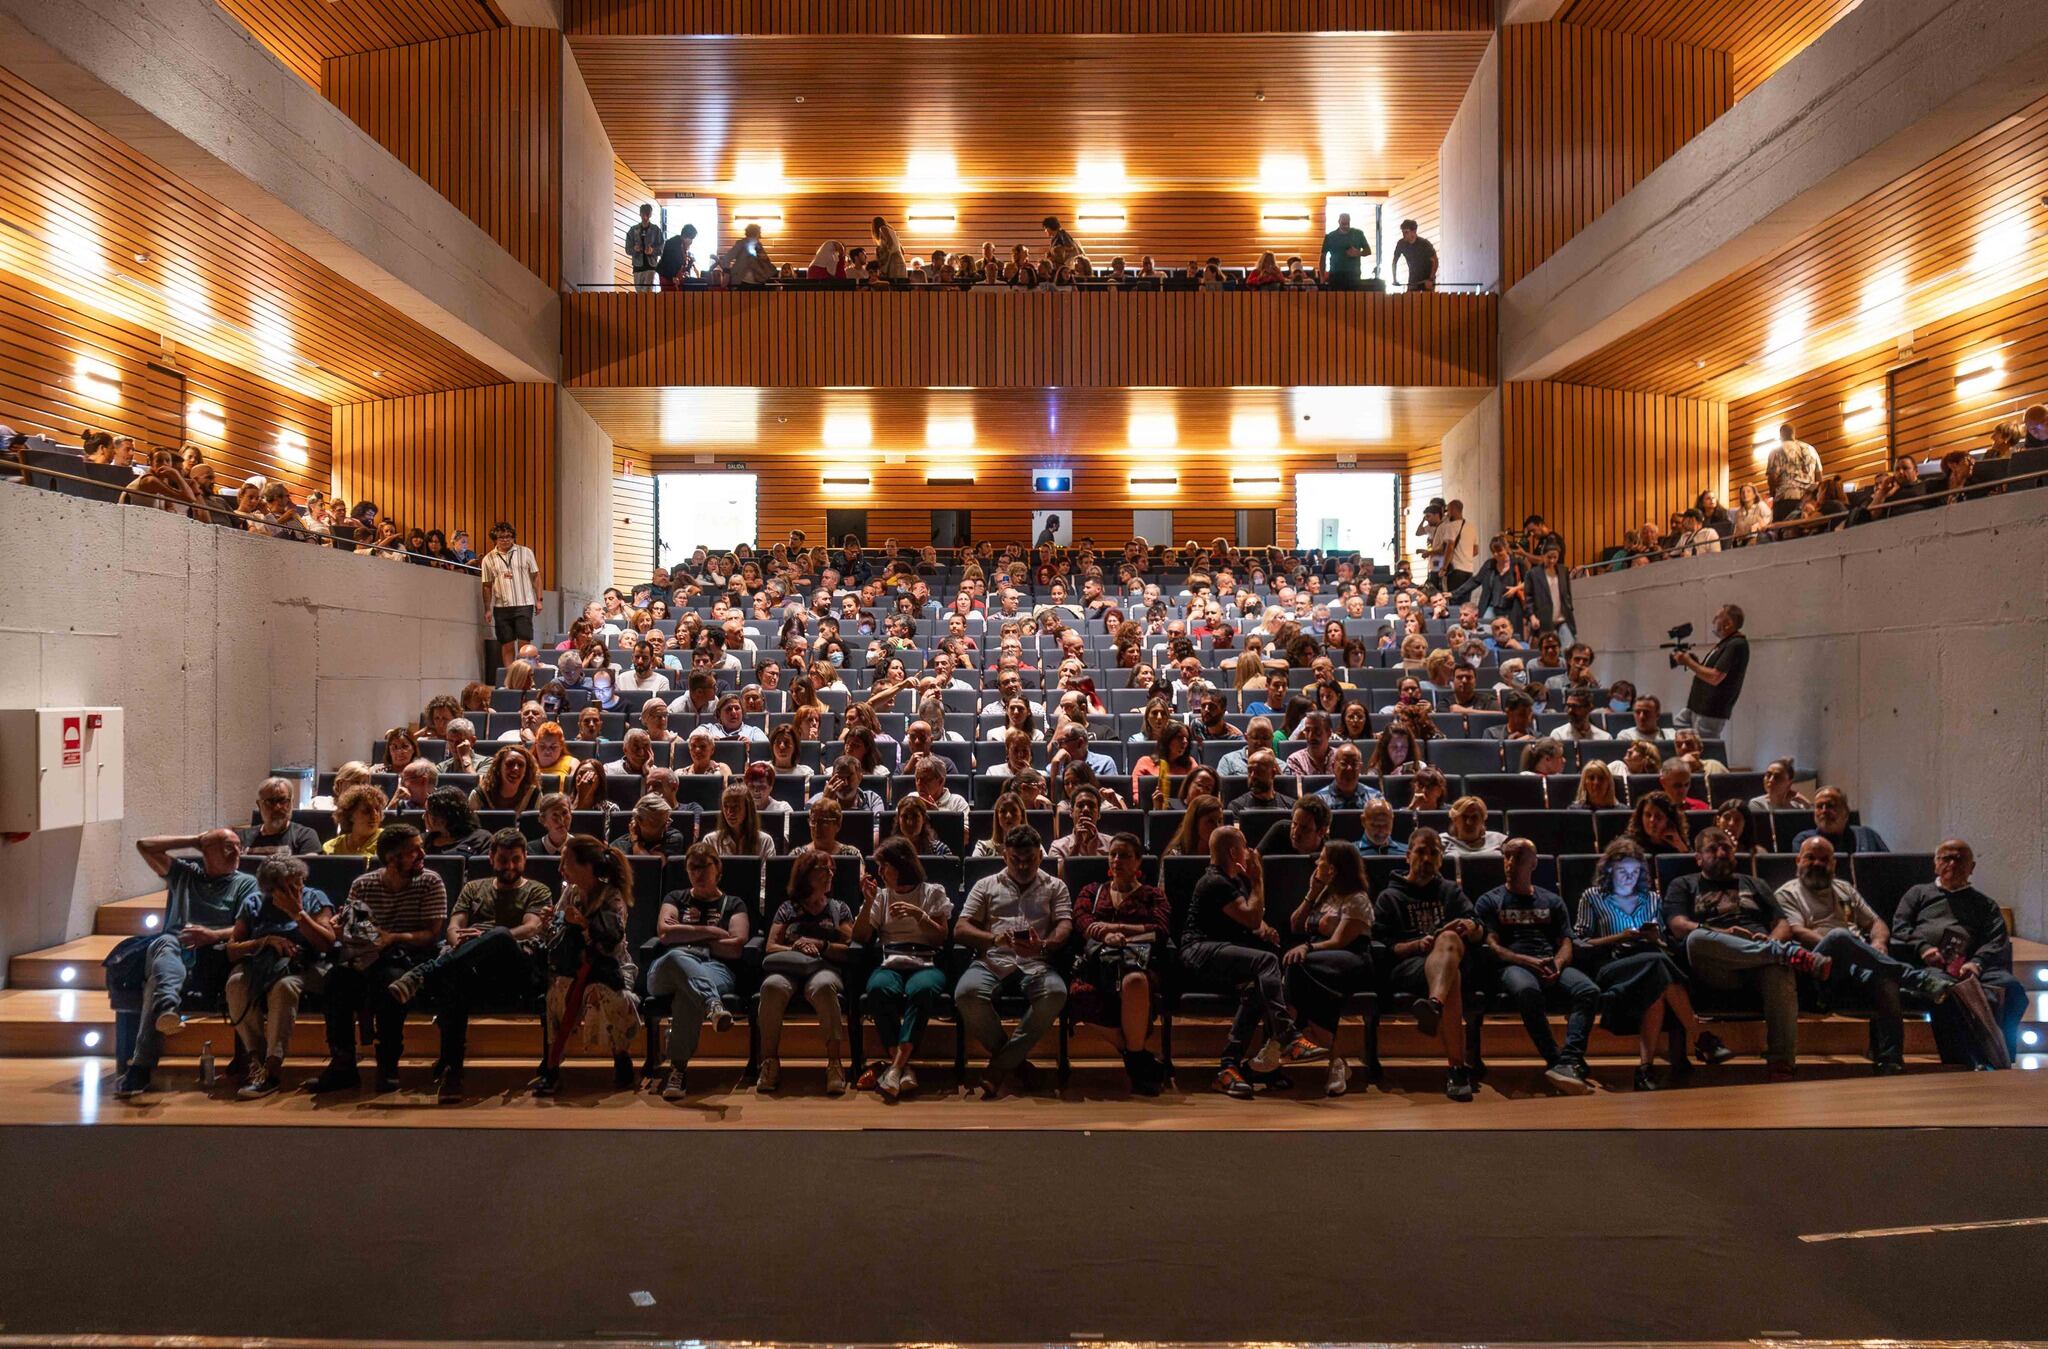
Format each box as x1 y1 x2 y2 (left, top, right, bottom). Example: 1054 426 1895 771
1236 508 1277 548
1294 471 1399 557
655 471 757 560
931 510 971 548
825 508 869 547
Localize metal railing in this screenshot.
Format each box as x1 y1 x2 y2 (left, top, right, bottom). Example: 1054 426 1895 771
6 453 484 575
1569 464 2048 577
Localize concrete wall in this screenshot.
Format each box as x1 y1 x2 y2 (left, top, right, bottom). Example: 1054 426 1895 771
1574 491 2047 937
1438 35 1500 292
0 487 482 977
1439 389 1503 545
559 41 616 292
555 388 616 606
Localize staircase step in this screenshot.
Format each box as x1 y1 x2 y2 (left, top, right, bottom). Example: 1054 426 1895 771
7 936 119 990
93 894 168 937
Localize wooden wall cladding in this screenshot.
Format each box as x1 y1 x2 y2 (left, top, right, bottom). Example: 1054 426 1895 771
0 67 501 405
660 193 1397 280
567 1 1494 36
564 290 1497 388
1727 273 2048 492
1502 381 1728 562
215 0 500 88
1560 0 1862 102
1403 439 1442 569
323 30 563 287
613 157 655 288
331 384 559 585
0 269 331 497
611 443 656 586
1501 22 1730 291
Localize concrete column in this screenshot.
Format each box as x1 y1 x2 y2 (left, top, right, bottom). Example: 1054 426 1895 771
1439 35 1500 293
555 389 616 605
1440 390 1504 546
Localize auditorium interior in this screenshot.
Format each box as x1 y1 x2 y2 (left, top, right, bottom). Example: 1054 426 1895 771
0 0 2045 1344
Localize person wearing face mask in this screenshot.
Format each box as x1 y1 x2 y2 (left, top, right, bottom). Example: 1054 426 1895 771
1773 836 1955 1073
1572 838 1731 1090
1604 680 1637 717
1661 828 1832 1081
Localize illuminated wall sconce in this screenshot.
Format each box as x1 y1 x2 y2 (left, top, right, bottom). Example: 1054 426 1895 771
1842 391 1885 434
925 466 976 486
75 357 121 402
1232 473 1282 489
1954 354 2006 397
822 472 872 494
1260 205 1314 229
277 430 309 466
1130 473 1179 494
1077 205 1128 228
732 207 784 233
906 205 958 232
188 401 226 439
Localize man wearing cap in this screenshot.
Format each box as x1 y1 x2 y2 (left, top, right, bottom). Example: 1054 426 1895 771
1391 219 1439 292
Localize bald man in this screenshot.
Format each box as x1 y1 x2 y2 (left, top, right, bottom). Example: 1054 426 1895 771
117 829 259 1098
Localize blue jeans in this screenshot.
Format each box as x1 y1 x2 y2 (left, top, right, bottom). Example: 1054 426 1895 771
866 965 948 1048
645 948 738 1068
128 935 191 1075
954 962 1067 1081
1813 929 1910 1065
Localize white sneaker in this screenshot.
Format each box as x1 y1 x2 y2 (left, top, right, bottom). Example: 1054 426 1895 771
153 1009 184 1036
1324 1056 1351 1098
710 1002 734 1033
825 1061 847 1096
876 1064 901 1101
899 1067 918 1096
1249 1038 1282 1073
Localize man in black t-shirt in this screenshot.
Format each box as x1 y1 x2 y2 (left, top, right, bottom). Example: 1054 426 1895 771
239 777 320 857
1181 827 1328 1098
1390 219 1438 292
1674 604 1749 740
1662 827 1828 1077
1475 839 1598 1094
1371 828 1486 1101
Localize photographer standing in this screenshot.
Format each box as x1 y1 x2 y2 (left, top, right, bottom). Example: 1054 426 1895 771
1673 604 1748 740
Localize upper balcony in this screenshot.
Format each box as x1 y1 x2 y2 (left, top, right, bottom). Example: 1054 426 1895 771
563 287 1497 388
565 0 1493 37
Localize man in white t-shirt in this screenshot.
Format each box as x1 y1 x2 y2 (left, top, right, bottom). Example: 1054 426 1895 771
479 522 542 674
1431 499 1481 592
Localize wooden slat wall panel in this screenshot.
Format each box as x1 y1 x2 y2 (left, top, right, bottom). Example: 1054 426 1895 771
1727 273 2048 493
568 1 1494 36
215 0 500 88
614 157 656 288
575 33 1488 194
677 193 1375 278
1384 155 1441 246
0 69 501 405
1559 93 2048 402
565 290 1497 388
1502 381 1728 563
1500 23 1730 291
1560 0 1861 102
1403 439 1442 571
611 444 656 586
331 385 559 586
323 30 562 288
0 270 331 496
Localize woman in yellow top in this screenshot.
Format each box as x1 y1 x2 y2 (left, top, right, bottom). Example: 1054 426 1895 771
323 784 388 856
531 721 580 790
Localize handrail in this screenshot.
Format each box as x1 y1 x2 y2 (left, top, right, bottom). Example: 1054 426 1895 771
1568 464 2048 578
569 278 1493 294
6 455 485 576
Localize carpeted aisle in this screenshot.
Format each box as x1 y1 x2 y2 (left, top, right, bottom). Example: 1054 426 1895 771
3 1125 2045 1343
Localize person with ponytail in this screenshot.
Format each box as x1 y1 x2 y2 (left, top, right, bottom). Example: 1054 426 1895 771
535 834 641 1095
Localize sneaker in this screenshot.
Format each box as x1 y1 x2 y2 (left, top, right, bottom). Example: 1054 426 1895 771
236 1065 279 1099
1130 1052 1164 1098
711 1003 734 1033
1872 1059 1907 1076
1905 967 1955 1005
1544 1060 1593 1095
385 967 425 1007
756 1059 781 1092
153 1009 184 1036
1694 1031 1737 1065
1445 1065 1474 1102
1248 1039 1282 1072
1211 1064 1255 1099
1280 1036 1330 1065
1411 996 1443 1038
1324 1056 1351 1098
899 1067 919 1096
978 1074 1009 1101
530 1069 559 1097
1783 946 1833 981
306 1063 360 1094
110 1069 150 1099
1632 1065 1659 1092
825 1061 847 1097
876 1064 902 1102
374 1072 401 1094
660 1068 687 1101
437 1067 465 1103
1467 1057 1490 1084
613 1054 636 1089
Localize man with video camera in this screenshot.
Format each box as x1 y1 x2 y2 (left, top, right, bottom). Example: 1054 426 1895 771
1671 604 1748 740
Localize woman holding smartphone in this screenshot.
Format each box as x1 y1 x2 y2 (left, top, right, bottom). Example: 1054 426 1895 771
853 838 953 1101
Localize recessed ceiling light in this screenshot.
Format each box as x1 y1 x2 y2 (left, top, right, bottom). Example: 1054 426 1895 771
794 95 805 103
132 252 149 264
371 369 384 379
1253 91 1267 102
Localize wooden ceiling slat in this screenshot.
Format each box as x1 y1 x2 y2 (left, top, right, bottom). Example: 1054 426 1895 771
1559 0 1861 100
213 0 501 88
566 1 1494 37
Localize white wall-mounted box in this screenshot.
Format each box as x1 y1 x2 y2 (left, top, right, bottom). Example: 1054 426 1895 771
0 708 125 832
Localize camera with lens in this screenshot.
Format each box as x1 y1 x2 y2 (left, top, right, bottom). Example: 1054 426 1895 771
1661 622 1695 667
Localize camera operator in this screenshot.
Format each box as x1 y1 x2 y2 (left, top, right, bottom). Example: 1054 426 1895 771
1672 604 1748 740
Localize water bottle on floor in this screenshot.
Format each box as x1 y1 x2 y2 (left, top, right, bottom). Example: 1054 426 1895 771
199 1040 216 1088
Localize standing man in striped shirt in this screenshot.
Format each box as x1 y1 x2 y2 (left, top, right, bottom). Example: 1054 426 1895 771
308 825 448 1095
